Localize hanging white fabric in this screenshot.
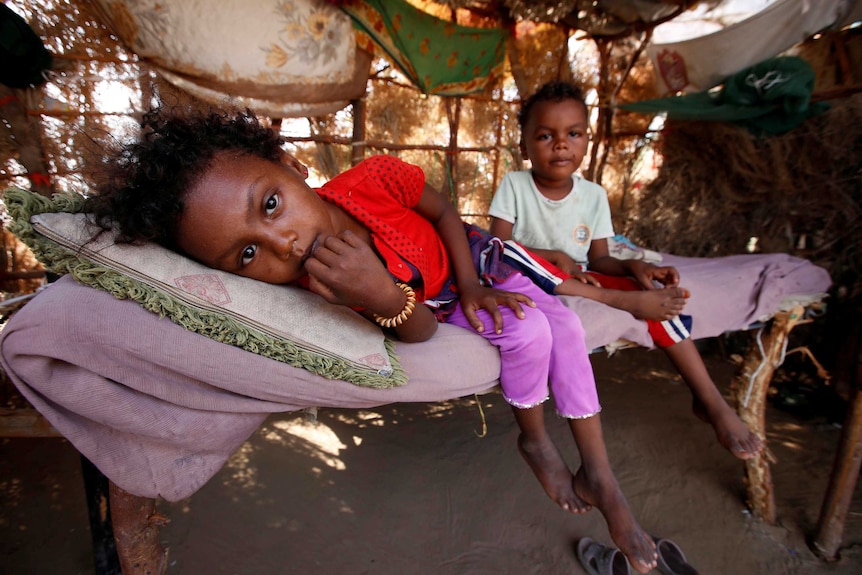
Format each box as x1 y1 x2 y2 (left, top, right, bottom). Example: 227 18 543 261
647 0 858 94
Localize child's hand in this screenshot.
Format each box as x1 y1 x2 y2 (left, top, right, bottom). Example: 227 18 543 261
645 264 680 288
629 261 680 290
303 230 396 309
568 270 602 287
457 283 535 335
550 252 583 277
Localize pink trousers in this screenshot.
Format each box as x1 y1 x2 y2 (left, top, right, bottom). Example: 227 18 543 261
445 273 601 419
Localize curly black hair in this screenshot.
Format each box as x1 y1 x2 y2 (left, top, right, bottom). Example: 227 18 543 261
517 81 587 129
86 107 284 250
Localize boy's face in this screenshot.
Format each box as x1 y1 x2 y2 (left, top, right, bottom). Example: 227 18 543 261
521 98 589 185
176 152 334 285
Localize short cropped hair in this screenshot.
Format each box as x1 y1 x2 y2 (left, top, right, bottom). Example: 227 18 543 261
518 81 587 129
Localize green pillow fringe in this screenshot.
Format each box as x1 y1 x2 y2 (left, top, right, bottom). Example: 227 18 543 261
3 187 407 389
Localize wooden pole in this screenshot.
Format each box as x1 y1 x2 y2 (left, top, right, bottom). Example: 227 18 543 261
443 97 462 204
1 86 53 196
81 457 121 574
0 408 59 437
351 98 367 166
491 102 505 196
587 39 612 184
731 305 806 524
812 318 862 560
109 482 169 575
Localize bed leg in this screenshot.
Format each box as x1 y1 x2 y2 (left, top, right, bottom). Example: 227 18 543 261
731 305 805 524
108 481 169 575
80 456 120 574
812 324 862 560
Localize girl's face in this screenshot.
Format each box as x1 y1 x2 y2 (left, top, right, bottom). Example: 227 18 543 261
176 152 335 285
521 98 589 187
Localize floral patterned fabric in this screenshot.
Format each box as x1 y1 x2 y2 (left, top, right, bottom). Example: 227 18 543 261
92 0 371 117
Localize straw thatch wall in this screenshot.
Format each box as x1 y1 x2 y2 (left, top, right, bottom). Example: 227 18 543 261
622 94 862 307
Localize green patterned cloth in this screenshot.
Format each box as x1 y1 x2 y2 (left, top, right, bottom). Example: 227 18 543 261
341 0 506 95
621 57 829 135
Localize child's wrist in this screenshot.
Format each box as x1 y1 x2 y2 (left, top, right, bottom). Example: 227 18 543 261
372 283 416 328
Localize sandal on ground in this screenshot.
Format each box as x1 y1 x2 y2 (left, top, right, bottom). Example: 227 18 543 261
655 537 700 575
576 537 630 575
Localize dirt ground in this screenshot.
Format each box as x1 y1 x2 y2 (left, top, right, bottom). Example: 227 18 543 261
2 345 861 575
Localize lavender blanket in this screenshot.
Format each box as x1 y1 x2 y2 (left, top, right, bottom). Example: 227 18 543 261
0 252 830 500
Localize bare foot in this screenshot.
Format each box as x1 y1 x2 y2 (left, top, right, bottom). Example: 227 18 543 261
573 466 657 574
693 399 763 460
517 433 591 514
618 287 689 322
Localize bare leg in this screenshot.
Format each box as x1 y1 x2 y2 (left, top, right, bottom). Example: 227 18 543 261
568 414 657 574
664 339 763 459
511 404 657 573
512 405 590 514
555 281 689 322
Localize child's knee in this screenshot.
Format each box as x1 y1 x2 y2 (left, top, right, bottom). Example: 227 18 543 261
499 306 553 353
552 306 587 342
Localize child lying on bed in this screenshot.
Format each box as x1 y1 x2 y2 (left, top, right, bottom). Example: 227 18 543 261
86 107 658 573
489 80 763 460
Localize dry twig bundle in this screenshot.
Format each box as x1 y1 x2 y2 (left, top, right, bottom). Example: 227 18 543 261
623 94 862 304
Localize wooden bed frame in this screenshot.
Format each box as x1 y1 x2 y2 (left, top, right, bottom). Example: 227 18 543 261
3 297 857 575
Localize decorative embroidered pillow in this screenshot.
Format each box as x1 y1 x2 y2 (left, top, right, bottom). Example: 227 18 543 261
3 188 406 388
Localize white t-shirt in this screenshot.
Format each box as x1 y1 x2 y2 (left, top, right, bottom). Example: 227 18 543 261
489 170 614 267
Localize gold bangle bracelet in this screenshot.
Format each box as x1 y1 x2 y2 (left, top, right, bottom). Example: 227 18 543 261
372 283 416 328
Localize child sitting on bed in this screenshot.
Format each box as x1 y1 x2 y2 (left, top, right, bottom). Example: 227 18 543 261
86 107 658 573
489 80 763 461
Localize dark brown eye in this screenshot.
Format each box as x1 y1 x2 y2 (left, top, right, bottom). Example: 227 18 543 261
265 194 279 215
241 245 257 266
